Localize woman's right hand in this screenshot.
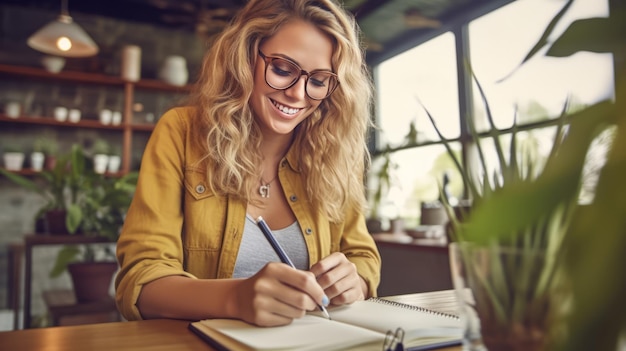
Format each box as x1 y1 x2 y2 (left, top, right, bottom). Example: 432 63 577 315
233 262 328 327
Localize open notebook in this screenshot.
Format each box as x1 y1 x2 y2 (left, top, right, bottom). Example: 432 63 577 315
189 297 462 351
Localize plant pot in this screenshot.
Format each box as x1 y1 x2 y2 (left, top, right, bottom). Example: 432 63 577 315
68 261 118 303
449 242 570 351
30 151 45 171
45 155 57 170
44 209 70 235
107 155 121 173
93 154 109 174
366 218 383 233
3 152 25 171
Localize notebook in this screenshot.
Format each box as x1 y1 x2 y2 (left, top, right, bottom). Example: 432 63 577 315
189 297 462 351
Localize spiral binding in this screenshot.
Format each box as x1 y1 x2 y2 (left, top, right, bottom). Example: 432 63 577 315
368 297 459 320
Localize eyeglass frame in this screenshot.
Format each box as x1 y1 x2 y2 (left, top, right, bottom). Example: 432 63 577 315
257 50 339 100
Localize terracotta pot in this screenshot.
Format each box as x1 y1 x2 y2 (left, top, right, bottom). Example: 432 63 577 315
45 155 57 170
44 209 69 235
68 261 118 303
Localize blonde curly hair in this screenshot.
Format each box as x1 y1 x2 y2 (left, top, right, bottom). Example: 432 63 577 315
188 0 373 223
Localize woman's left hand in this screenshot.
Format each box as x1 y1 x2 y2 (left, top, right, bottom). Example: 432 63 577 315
309 252 367 305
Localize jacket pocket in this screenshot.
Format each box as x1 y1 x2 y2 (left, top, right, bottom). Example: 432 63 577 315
182 167 225 251
184 166 212 201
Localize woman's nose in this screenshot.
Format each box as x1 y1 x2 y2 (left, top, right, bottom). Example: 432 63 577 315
284 76 307 100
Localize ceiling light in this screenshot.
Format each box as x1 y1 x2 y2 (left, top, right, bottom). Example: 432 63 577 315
27 0 99 58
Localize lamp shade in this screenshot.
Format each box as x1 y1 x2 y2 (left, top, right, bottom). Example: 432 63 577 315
27 14 98 58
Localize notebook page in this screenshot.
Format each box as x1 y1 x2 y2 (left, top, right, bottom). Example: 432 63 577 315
195 314 386 351
326 300 462 343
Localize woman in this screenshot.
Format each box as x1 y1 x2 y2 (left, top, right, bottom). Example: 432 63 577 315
115 0 381 327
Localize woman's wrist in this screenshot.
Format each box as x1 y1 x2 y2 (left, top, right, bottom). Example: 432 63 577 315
223 278 244 319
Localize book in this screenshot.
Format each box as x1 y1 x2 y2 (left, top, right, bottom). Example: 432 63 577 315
189 297 462 351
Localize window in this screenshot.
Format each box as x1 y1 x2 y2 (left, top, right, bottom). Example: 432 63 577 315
470 0 613 131
371 32 460 228
368 0 613 229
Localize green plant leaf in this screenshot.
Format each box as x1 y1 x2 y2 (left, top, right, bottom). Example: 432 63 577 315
0 169 45 195
66 204 83 234
546 15 626 58
497 0 575 82
49 245 81 278
463 100 615 244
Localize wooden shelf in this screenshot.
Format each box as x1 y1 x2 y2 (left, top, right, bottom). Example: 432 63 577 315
0 63 125 86
134 78 194 92
0 167 124 178
0 114 126 130
0 114 154 132
0 63 193 92
0 63 189 175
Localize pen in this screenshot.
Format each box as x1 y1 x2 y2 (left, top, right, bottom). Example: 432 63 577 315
256 216 331 320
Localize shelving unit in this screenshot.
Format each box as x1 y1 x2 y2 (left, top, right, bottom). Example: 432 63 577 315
0 63 193 175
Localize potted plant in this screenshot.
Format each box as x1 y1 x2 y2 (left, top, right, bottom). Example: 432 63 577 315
367 144 399 233
426 2 625 350
1 143 138 302
0 144 85 234
49 170 138 302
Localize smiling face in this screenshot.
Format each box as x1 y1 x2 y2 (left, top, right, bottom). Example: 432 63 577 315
250 20 334 138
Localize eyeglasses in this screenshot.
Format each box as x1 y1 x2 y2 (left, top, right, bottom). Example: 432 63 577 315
258 50 339 100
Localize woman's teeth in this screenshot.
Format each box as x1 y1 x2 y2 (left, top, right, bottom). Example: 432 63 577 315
273 101 300 115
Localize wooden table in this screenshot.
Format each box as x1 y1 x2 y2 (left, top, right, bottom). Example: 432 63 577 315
0 290 462 351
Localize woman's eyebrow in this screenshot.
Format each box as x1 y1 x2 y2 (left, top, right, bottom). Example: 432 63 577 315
266 52 333 72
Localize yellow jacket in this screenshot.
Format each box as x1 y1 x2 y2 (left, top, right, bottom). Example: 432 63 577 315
115 107 381 320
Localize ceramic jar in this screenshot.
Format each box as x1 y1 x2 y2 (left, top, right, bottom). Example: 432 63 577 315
121 45 141 82
41 56 66 73
159 55 188 86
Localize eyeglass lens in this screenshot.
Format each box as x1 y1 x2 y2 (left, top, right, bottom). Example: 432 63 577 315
264 56 337 100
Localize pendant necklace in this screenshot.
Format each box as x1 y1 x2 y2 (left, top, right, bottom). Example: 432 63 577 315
259 175 278 198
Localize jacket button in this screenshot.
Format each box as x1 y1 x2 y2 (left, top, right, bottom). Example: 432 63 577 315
305 228 313 235
195 184 206 194
289 195 297 202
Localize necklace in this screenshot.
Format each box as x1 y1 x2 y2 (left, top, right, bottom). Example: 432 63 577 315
259 175 278 198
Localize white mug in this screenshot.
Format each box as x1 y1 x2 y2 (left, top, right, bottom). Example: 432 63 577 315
5 101 21 118
68 109 81 123
53 106 68 122
112 111 122 126
99 109 112 125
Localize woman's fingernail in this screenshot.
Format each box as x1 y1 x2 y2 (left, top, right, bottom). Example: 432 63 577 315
322 295 330 306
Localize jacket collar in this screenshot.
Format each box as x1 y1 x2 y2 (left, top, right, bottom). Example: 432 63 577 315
284 142 302 174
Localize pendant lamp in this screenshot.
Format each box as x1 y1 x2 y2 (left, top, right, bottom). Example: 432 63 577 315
27 0 99 58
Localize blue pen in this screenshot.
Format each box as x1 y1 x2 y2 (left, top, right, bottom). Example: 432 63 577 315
256 216 331 320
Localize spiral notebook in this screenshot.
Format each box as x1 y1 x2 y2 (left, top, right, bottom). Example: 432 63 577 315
189 297 462 351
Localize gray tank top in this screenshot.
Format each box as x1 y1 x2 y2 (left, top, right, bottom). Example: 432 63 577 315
232 215 310 278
